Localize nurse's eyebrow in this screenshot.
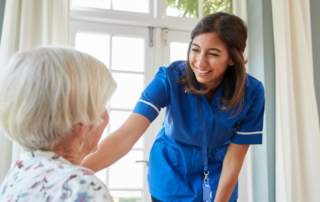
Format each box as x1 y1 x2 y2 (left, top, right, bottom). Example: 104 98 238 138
191 43 222 52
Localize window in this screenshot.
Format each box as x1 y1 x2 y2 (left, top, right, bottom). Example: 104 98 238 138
72 22 155 202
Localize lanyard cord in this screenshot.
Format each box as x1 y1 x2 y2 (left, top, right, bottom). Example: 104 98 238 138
208 89 223 155
198 88 223 173
197 95 209 172
208 106 222 156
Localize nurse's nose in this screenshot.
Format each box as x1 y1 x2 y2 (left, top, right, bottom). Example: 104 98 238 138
196 52 208 68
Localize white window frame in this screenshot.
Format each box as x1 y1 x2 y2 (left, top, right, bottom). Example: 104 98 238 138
71 0 199 32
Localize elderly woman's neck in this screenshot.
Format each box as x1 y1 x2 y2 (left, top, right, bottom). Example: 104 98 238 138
51 136 86 166
51 147 85 165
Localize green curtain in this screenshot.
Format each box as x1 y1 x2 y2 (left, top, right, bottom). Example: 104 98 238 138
0 0 6 44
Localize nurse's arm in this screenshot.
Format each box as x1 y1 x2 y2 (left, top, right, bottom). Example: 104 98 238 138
214 142 249 202
81 113 150 172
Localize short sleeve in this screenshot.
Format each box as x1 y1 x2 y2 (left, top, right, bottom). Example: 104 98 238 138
133 66 169 122
231 82 265 145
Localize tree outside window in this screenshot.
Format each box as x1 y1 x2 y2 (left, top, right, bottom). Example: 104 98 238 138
167 0 232 18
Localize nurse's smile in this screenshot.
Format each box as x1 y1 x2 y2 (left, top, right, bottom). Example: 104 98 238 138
195 66 213 76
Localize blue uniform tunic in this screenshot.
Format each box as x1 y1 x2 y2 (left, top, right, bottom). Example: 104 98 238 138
133 61 265 202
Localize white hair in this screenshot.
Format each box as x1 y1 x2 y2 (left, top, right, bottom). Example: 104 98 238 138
0 46 117 150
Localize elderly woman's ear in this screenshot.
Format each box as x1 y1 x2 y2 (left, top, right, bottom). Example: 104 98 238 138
71 110 109 153
73 123 85 137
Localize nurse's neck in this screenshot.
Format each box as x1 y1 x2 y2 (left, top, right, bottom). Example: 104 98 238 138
200 79 223 103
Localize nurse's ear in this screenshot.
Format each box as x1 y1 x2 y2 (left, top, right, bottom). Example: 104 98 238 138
228 50 244 66
228 59 234 66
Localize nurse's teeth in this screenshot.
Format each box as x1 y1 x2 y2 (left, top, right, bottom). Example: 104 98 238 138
198 69 211 74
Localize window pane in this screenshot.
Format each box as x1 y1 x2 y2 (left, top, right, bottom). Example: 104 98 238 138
110 111 143 148
110 73 144 109
110 111 131 133
170 42 189 63
113 0 149 13
109 151 143 188
203 0 233 16
72 0 111 9
112 36 145 72
75 33 110 67
167 0 198 18
110 191 142 202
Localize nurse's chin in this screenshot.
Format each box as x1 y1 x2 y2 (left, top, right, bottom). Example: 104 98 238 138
196 77 215 86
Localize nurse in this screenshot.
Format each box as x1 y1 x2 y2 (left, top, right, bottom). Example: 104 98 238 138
82 12 265 202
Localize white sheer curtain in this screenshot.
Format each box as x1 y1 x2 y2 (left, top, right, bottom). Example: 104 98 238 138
271 0 320 201
0 0 70 183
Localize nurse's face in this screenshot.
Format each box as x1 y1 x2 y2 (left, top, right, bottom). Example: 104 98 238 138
189 32 234 89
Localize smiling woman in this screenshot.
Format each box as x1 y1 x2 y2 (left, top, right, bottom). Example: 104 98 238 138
81 12 265 202
189 33 234 102
177 12 247 115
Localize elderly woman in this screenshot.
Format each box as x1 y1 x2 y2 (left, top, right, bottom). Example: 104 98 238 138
0 47 116 202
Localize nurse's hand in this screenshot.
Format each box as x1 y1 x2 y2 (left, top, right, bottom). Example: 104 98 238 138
81 113 151 172
214 142 250 202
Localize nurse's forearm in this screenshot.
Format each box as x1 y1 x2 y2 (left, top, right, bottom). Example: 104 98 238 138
214 143 249 202
213 160 242 202
81 113 150 172
81 127 131 172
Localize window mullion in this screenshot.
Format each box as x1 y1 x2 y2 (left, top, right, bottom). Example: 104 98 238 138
106 107 111 187
198 0 203 19
109 34 113 69
149 0 154 18
154 0 166 19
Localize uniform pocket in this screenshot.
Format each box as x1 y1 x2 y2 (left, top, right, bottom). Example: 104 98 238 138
210 145 228 163
215 146 228 161
148 141 193 196
207 146 229 185
217 127 237 146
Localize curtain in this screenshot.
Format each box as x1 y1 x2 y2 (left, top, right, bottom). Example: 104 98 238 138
271 0 320 201
0 0 70 183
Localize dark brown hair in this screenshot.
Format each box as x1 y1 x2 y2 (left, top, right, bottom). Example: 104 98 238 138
177 12 248 116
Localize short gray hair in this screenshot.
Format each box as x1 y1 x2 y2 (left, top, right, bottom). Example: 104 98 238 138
0 47 117 150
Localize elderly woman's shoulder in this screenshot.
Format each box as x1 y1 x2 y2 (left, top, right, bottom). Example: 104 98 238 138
59 164 113 202
0 151 113 202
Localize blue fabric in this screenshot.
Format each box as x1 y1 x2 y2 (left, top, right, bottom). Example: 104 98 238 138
197 94 209 173
152 196 237 202
151 196 163 202
133 61 265 202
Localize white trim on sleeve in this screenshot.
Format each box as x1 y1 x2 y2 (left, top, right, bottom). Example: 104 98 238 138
236 131 263 135
138 99 160 114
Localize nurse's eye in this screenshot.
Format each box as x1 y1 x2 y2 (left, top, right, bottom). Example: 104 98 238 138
209 53 219 56
191 49 200 52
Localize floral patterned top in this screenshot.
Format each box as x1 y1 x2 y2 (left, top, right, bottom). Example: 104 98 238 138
0 150 113 202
